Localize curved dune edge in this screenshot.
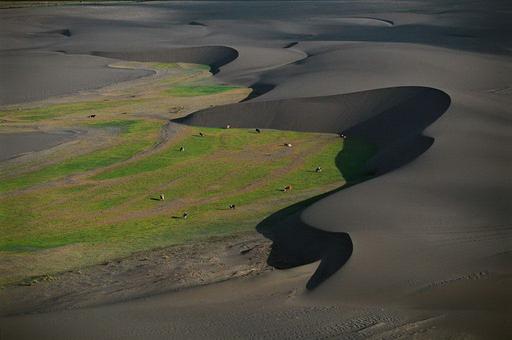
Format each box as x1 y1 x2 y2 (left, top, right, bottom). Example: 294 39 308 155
92 46 239 74
313 16 394 26
176 86 451 288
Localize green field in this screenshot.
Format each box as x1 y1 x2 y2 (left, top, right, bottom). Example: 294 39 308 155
165 85 241 97
0 63 375 285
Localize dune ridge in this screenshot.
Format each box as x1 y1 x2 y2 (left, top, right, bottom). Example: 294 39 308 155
176 86 451 286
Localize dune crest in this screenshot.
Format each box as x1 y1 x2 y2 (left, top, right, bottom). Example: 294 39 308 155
176 86 451 287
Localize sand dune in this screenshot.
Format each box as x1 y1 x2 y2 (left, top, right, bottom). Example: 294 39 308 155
177 86 451 287
176 86 449 134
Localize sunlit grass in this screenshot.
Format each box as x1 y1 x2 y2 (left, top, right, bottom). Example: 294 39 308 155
166 85 240 97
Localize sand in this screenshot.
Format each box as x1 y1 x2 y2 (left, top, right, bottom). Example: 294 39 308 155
0 130 77 161
0 51 152 106
0 0 511 339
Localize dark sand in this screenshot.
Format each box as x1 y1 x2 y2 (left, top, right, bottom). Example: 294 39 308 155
0 1 511 339
0 130 77 161
0 51 152 106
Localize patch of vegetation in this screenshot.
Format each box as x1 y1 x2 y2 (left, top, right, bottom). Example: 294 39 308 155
166 85 240 97
0 61 376 286
0 120 161 193
0 99 146 121
0 127 375 260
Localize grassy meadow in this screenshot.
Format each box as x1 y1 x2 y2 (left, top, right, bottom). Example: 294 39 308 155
0 62 375 285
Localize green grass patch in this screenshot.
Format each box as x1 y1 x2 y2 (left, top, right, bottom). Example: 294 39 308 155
0 100 142 121
165 85 240 97
0 62 377 285
0 120 161 193
0 127 376 257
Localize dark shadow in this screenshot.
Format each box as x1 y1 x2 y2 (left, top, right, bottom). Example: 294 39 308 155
189 21 207 27
149 197 161 201
284 41 299 48
256 135 376 289
44 29 71 37
256 190 353 290
241 82 276 102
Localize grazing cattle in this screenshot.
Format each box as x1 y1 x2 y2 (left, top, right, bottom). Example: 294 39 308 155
199 132 204 137
160 194 165 201
226 124 231 129
338 132 347 139
255 128 261 133
88 114 96 118
283 185 293 192
284 143 293 147
315 166 322 173
183 212 189 219
179 146 185 152
229 204 236 209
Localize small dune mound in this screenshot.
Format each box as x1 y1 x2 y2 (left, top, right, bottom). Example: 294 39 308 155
189 21 207 27
40 29 72 37
323 17 394 26
92 46 238 73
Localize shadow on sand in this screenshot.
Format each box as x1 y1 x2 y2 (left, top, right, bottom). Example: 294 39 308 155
256 138 375 289
253 88 451 289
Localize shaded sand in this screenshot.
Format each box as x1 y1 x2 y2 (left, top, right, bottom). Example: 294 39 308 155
0 0 511 339
0 130 77 161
